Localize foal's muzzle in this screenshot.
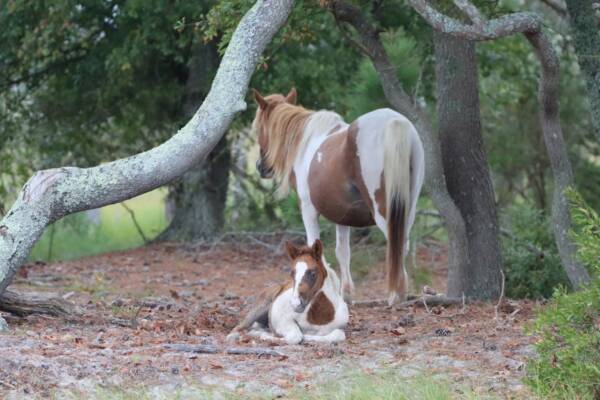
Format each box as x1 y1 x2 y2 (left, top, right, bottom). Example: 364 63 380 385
256 159 274 179
293 302 307 314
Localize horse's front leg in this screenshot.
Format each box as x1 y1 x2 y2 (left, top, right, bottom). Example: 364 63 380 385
335 224 354 301
300 202 320 245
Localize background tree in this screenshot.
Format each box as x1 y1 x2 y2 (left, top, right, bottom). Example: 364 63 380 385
433 29 503 298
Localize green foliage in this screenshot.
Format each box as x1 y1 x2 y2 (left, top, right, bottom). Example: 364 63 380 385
501 202 569 299
29 189 167 262
574 156 600 212
527 190 600 399
341 29 425 121
478 32 596 210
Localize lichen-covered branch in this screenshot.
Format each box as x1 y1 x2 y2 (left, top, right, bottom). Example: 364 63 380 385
408 0 590 287
0 0 295 301
408 0 542 40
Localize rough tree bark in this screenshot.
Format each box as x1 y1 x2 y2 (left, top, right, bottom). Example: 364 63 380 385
160 42 231 242
408 0 591 287
327 1 475 298
434 31 502 298
564 0 600 144
0 0 295 314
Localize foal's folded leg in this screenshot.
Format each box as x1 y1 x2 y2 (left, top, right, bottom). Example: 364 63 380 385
247 328 281 342
303 329 346 343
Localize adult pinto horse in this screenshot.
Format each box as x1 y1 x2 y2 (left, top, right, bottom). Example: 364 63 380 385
252 88 424 304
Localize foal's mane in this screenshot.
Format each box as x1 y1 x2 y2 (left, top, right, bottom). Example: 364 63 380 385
255 97 343 197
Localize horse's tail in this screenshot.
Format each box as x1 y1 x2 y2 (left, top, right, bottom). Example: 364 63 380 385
383 118 413 303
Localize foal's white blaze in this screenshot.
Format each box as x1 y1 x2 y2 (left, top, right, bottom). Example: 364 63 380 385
291 261 308 309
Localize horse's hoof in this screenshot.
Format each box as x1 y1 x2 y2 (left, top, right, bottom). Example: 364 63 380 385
387 292 407 306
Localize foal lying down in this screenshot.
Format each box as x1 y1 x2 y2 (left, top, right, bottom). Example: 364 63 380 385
227 240 349 345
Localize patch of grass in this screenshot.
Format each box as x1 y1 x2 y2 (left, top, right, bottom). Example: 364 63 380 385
289 370 491 400
29 188 168 262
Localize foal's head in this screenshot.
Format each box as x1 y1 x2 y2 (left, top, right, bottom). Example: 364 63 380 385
251 88 312 195
285 239 327 313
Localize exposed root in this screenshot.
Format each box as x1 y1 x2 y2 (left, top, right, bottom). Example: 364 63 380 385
0 289 79 318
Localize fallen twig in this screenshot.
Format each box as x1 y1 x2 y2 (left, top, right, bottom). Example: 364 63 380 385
352 295 464 309
226 347 285 357
164 343 286 357
164 344 220 354
494 269 506 320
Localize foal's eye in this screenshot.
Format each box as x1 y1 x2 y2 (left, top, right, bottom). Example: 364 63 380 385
306 270 316 284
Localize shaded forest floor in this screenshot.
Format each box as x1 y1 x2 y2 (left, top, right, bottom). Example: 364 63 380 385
0 238 538 399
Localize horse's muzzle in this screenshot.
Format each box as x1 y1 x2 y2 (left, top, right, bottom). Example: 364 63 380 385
256 159 274 179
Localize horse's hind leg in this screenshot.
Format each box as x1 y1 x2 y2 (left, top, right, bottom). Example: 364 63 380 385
335 224 354 301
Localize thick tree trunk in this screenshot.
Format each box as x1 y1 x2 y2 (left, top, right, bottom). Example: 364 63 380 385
161 135 230 241
408 0 590 288
434 32 502 299
160 43 231 241
0 0 295 312
564 0 600 144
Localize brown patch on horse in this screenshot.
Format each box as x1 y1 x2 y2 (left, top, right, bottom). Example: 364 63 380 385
374 173 386 218
307 124 374 227
307 292 335 325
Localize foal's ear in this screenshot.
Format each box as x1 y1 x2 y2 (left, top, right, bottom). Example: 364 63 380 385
252 89 267 110
285 241 301 260
312 239 323 260
285 87 297 105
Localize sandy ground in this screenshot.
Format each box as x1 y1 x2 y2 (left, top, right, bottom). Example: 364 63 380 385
0 239 538 399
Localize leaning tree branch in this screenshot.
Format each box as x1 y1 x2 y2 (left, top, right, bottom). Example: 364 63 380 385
0 0 295 305
328 0 470 296
407 0 590 287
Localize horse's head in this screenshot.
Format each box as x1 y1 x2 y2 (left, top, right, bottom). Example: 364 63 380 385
284 239 327 313
251 88 297 179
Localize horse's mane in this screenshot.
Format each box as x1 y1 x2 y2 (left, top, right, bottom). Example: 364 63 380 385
254 100 343 197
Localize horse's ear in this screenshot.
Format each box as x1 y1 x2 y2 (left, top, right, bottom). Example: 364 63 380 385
285 241 301 260
312 239 323 260
285 87 297 105
253 89 267 110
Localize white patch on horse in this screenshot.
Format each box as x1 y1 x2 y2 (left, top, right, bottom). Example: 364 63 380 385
317 152 323 163
291 261 307 309
293 111 348 244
